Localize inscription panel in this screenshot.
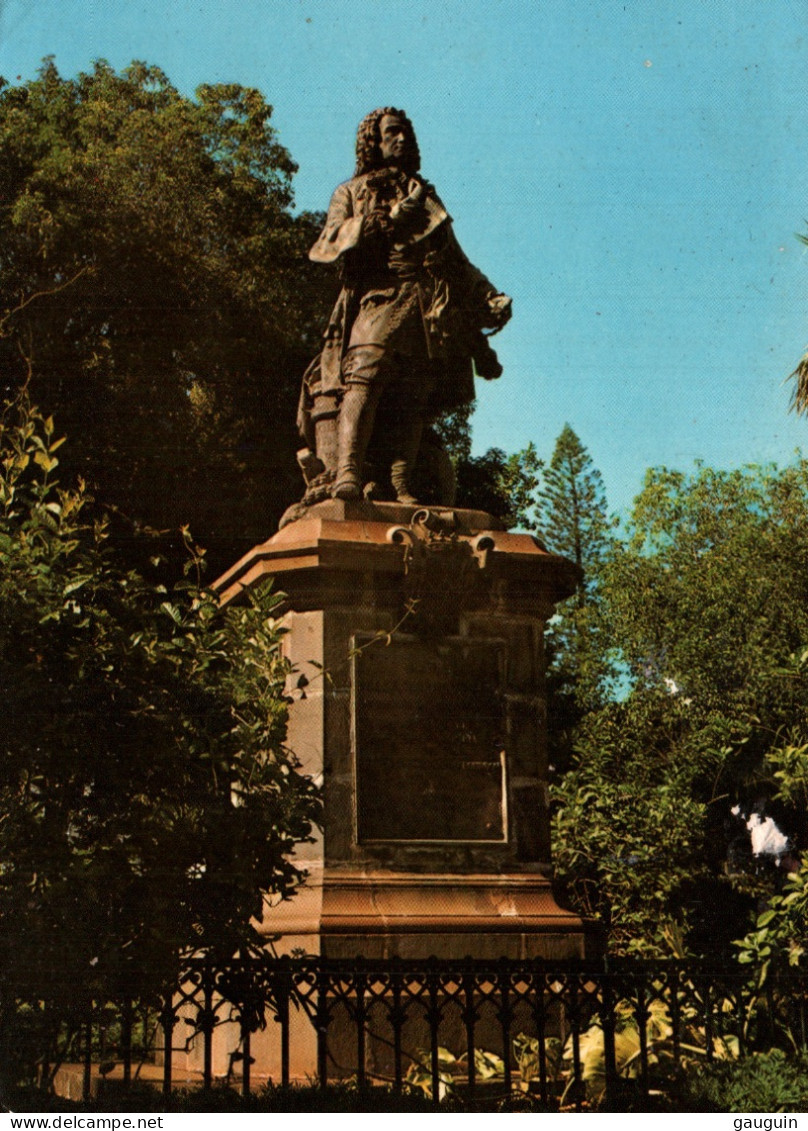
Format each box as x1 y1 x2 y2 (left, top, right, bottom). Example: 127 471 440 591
353 633 507 842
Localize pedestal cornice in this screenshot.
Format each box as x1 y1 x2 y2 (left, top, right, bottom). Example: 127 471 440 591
213 500 579 617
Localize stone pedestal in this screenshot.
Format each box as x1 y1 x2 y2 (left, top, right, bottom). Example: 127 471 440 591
214 500 593 961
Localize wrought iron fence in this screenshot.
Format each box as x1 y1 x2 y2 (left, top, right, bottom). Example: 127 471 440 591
54 955 808 1107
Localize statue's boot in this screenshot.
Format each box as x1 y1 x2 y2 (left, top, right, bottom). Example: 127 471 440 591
389 416 423 506
390 459 419 506
334 384 380 500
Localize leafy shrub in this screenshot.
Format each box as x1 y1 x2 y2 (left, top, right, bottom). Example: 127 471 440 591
679 1049 808 1113
7 1082 440 1113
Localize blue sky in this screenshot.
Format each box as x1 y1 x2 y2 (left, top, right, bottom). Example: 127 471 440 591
1 0 807 517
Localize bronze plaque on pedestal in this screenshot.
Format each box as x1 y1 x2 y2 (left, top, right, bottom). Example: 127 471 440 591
352 633 507 842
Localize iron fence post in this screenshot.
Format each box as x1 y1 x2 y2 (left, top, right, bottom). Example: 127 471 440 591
461 965 477 1100
120 999 132 1087
160 997 176 1100
601 970 617 1109
315 965 329 1089
82 1010 92 1103
389 966 405 1095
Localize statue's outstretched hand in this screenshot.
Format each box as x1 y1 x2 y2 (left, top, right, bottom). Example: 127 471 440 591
485 293 513 331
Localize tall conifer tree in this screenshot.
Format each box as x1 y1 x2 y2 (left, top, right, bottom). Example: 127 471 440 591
536 425 614 765
537 424 610 593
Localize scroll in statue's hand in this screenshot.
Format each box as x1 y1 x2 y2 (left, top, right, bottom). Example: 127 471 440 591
389 182 431 234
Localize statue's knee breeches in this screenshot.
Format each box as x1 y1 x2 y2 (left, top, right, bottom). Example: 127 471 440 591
342 344 391 388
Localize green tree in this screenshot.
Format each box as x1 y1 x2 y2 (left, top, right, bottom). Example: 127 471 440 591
0 60 331 573
536 424 612 586
453 442 542 527
605 464 808 714
735 649 808 984
552 461 808 955
535 426 615 776
552 688 718 954
0 398 320 1089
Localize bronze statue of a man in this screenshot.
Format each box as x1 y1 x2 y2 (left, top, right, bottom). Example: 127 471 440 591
296 106 511 507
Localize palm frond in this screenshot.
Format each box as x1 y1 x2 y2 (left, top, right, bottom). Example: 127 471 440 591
788 352 808 415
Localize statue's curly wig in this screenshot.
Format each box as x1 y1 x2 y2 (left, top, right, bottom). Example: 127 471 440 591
354 107 421 176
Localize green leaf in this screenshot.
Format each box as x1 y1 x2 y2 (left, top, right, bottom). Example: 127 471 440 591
160 601 183 624
33 451 58 472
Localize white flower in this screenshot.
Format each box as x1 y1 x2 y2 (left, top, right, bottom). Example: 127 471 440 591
663 677 693 706
746 813 790 863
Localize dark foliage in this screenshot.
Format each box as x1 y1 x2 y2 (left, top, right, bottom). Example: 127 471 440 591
0 400 320 1092
0 59 333 573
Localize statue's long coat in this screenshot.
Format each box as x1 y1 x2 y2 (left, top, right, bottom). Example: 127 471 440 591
297 169 499 446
